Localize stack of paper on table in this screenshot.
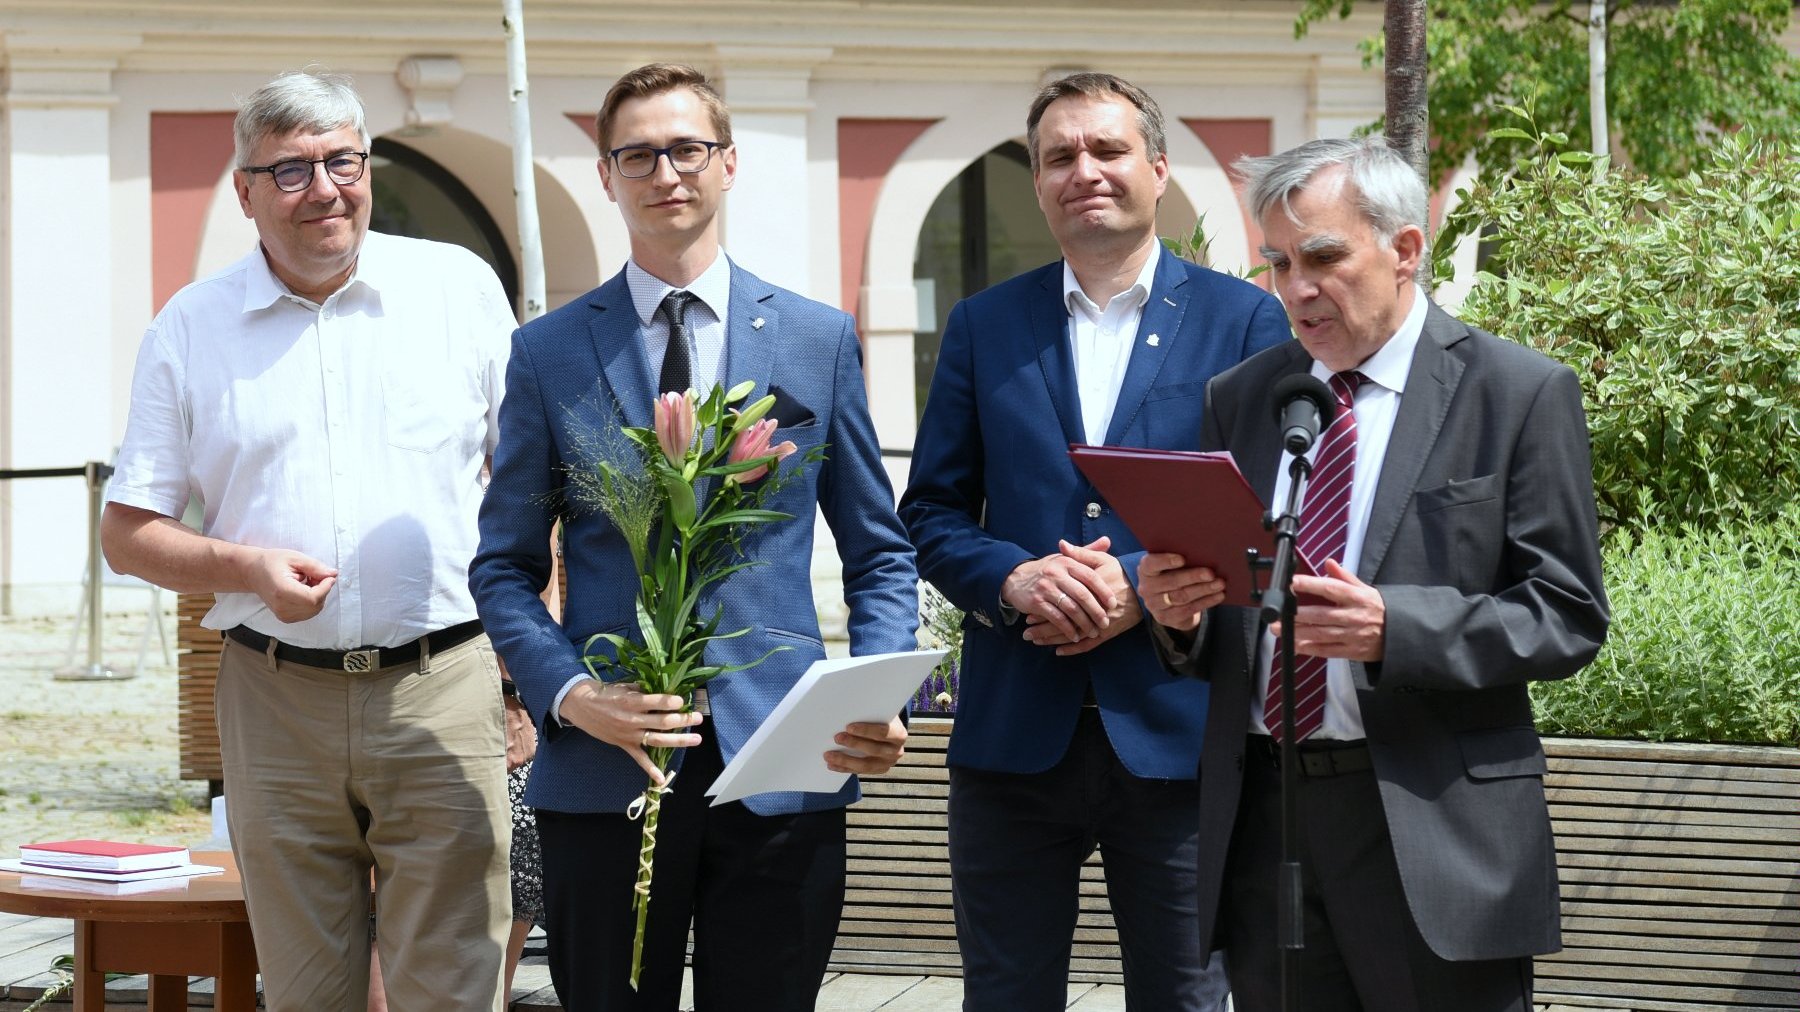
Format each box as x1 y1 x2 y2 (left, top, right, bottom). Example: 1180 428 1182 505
19 839 189 873
3 839 223 894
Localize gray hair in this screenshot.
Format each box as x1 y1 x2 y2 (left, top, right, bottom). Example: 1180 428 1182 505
1235 137 1428 252
234 70 370 167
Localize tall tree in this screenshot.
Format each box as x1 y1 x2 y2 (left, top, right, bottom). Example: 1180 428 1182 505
1385 0 1431 184
1298 0 1800 183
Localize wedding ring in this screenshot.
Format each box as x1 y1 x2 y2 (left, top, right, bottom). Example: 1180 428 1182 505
1163 592 1173 606
1058 594 1070 607
641 729 652 748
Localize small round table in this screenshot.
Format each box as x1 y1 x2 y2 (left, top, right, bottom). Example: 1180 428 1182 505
0 851 256 1011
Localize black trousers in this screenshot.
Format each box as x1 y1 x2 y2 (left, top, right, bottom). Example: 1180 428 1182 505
1222 741 1533 1012
535 733 847 1011
949 709 1226 1012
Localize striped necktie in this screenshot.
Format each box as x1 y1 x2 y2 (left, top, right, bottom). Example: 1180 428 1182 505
1267 370 1364 743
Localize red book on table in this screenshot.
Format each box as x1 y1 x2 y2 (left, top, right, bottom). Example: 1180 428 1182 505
1068 444 1316 609
19 839 190 874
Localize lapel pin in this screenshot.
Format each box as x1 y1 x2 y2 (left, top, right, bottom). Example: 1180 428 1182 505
1162 296 1177 307
1146 333 1161 347
751 317 765 330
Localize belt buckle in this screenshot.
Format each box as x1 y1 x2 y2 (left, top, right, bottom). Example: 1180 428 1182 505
343 649 379 673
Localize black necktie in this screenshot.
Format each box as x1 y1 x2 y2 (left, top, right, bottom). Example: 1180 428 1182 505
658 290 699 395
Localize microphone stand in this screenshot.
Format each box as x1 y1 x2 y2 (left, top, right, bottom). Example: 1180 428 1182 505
1259 453 1313 1012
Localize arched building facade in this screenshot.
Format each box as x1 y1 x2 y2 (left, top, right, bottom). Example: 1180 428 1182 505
1 0 1487 610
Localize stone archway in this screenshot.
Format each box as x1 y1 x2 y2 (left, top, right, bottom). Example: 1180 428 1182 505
190 123 598 316
857 108 1247 450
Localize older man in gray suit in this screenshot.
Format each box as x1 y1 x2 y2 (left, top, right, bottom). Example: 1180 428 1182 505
1139 137 1609 1012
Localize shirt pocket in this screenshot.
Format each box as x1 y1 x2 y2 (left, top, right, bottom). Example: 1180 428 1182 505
381 368 454 454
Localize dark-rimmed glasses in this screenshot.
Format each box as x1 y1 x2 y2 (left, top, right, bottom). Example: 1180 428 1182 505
607 141 724 179
241 152 370 193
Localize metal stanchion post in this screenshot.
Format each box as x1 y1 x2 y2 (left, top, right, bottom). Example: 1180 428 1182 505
55 460 130 681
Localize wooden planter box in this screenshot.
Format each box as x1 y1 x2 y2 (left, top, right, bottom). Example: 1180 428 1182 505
836 720 1800 1010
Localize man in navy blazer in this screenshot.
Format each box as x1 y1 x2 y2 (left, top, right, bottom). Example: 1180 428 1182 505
899 73 1290 1010
469 64 918 1011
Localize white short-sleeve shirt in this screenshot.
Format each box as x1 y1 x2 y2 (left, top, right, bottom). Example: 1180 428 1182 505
108 231 516 649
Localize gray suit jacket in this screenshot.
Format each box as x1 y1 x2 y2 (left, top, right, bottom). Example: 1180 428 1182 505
1159 303 1609 961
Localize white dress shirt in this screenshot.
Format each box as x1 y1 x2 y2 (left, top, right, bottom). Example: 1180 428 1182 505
108 232 515 649
1251 287 1429 740
1062 252 1158 444
626 253 731 395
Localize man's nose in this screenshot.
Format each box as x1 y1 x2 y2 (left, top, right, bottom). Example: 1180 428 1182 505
303 161 342 201
649 151 682 185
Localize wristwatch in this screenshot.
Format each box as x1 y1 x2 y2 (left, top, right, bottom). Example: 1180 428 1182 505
500 680 520 700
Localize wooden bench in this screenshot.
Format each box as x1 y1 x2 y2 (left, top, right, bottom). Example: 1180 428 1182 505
1536 738 1800 1011
833 717 1123 983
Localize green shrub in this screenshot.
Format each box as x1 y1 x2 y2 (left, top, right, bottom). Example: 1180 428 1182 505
1439 119 1800 533
1531 513 1800 744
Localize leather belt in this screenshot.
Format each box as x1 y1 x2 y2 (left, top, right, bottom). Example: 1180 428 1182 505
1246 734 1373 778
225 620 483 672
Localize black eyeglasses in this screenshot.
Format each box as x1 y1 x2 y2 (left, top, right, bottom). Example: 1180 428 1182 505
607 141 724 179
241 151 370 193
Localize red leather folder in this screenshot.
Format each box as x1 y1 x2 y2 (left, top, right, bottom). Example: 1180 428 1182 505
1068 444 1315 608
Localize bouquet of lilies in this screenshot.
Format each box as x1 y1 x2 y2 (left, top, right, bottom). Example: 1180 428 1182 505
571 380 818 988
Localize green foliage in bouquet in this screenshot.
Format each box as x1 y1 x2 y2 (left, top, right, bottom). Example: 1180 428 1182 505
567 379 823 988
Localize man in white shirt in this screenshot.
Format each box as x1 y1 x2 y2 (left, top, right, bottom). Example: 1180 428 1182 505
102 70 515 1012
898 72 1290 1010
1140 137 1609 1011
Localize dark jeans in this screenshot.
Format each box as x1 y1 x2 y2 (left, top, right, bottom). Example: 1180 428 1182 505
536 733 846 1011
948 709 1227 1012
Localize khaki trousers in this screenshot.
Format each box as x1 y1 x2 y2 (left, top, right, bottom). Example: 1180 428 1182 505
217 633 511 1012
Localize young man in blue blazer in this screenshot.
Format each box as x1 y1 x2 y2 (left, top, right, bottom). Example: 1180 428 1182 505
470 63 918 1011
900 73 1291 1010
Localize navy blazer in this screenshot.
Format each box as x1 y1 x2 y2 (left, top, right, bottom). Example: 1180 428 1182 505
470 262 919 817
899 248 1290 778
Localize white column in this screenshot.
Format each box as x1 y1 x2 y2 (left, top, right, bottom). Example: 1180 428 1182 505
0 33 138 614
1308 53 1383 141
715 46 830 300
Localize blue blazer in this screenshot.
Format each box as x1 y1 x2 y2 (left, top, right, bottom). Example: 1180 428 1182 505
898 248 1290 778
470 261 919 817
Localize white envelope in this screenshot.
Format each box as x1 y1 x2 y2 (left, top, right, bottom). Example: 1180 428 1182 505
706 649 948 805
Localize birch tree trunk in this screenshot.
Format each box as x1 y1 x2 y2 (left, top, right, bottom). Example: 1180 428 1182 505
1383 0 1431 286
1589 0 1610 159
502 0 547 322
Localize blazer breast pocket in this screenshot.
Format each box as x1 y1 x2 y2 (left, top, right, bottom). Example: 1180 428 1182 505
1140 380 1210 446
1413 474 1503 588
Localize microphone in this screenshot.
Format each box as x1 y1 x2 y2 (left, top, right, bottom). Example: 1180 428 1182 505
1271 374 1337 455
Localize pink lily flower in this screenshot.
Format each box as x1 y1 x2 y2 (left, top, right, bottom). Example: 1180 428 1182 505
727 418 798 485
653 390 696 465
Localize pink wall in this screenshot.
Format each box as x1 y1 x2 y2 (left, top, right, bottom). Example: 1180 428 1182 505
1181 118 1271 285
150 112 237 312
835 118 938 326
